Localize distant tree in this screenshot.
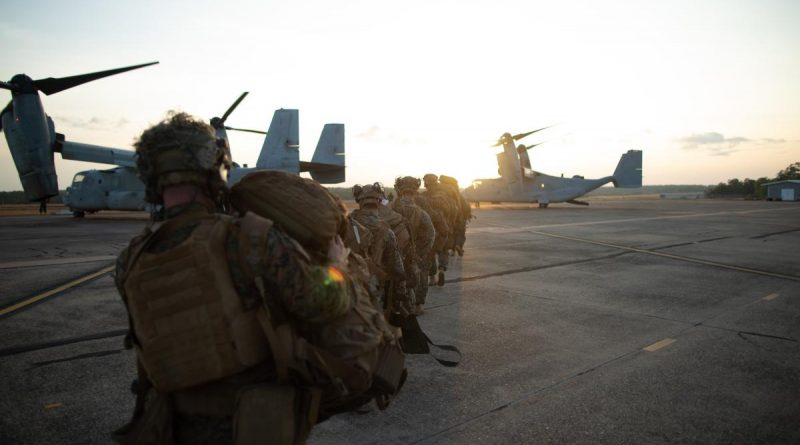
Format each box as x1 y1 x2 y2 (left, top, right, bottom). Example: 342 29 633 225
775 162 800 180
706 162 798 199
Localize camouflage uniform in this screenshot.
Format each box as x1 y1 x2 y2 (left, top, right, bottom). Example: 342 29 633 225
113 112 351 445
392 176 435 309
438 175 471 256
349 183 411 321
422 174 455 285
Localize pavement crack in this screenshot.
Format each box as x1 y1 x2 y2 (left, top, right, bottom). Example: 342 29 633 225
737 331 797 342
749 227 800 239
650 236 731 251
445 252 629 284
409 349 638 444
27 349 122 369
0 329 128 358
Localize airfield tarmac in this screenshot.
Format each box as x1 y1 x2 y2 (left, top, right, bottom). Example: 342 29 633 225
0 198 798 444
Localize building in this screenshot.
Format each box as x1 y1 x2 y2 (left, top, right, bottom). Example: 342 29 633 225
763 180 800 201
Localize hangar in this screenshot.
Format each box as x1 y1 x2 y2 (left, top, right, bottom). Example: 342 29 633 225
763 180 800 201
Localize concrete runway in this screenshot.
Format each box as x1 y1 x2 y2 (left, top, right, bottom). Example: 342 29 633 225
0 199 798 444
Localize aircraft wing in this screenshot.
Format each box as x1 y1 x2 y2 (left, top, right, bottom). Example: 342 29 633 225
58 141 137 168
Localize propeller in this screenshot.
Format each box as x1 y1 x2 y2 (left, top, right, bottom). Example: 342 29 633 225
492 125 552 147
223 125 266 135
517 142 545 151
210 92 267 135
212 92 248 129
0 61 159 95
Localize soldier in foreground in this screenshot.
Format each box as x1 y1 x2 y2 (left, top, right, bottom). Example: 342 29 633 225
113 113 404 444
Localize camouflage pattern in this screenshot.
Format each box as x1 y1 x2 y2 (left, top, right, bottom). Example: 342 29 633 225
422 174 455 278
352 183 385 204
349 207 408 318
115 203 351 443
391 190 435 306
438 175 471 254
116 204 351 326
133 111 232 205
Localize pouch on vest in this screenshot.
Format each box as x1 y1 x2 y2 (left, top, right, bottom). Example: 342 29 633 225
124 215 271 392
233 383 320 445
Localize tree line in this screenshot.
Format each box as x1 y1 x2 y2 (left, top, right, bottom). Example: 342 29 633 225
705 162 799 199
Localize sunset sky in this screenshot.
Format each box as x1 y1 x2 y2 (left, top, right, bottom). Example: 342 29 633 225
1 0 798 191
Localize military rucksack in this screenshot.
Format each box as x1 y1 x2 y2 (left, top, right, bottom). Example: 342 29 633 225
230 170 345 254
228 171 406 415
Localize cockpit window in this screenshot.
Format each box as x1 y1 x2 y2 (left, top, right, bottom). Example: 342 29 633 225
73 174 85 183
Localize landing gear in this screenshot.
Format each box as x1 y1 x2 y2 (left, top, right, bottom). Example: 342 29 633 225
72 210 85 218
538 203 549 208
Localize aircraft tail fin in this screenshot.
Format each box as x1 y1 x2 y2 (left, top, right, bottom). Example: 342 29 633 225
612 150 642 188
301 124 345 183
256 109 299 172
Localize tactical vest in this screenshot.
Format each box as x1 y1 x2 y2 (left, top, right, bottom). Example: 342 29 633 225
392 198 424 243
377 205 413 257
124 214 270 392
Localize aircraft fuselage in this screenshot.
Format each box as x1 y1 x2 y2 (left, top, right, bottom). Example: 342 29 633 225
462 170 614 204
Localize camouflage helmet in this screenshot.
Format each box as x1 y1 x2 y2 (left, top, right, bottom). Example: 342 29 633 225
394 176 421 194
423 173 438 188
352 182 384 204
439 175 458 187
134 111 232 204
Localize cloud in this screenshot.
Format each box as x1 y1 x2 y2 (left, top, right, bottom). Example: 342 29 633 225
678 132 785 156
356 125 381 140
354 125 417 145
53 115 130 130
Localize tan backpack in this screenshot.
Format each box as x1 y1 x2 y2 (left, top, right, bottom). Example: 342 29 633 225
228 171 406 415
230 170 344 254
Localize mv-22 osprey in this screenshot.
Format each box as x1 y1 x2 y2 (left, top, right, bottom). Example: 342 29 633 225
461 128 642 208
0 62 345 216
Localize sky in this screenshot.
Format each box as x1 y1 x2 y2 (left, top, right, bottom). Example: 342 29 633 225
1 0 798 191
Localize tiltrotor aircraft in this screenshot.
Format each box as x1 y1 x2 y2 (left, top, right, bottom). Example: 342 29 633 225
461 127 642 208
0 63 345 216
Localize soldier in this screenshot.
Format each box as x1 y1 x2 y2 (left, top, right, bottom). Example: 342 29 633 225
438 175 472 256
392 176 435 314
349 183 412 322
113 112 380 444
422 174 455 286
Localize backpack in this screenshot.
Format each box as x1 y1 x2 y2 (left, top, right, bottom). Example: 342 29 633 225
229 171 406 416
230 170 344 254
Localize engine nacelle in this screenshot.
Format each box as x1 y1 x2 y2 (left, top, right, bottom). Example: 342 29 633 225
1 90 59 201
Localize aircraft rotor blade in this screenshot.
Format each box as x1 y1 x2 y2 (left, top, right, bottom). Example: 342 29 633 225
217 92 249 127
33 61 159 95
0 101 12 132
0 81 18 92
512 126 552 141
523 142 545 150
224 125 267 135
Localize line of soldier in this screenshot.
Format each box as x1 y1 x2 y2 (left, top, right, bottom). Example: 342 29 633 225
348 174 473 319
114 112 410 445
112 111 473 444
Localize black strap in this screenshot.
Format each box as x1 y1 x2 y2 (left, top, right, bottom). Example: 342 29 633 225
398 315 461 367
423 333 461 367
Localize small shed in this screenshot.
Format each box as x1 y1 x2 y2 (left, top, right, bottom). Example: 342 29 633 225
763 180 800 201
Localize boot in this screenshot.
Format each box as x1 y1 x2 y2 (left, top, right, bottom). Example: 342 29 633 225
437 270 445 287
